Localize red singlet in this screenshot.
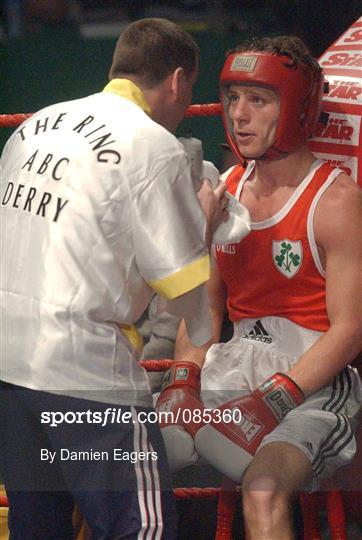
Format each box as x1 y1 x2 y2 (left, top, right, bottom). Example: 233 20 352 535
215 160 342 332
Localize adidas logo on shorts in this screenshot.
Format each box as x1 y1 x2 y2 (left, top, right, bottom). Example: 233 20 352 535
302 441 314 455
242 320 273 344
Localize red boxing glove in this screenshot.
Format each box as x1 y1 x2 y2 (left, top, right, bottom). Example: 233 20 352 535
156 361 205 470
195 373 304 482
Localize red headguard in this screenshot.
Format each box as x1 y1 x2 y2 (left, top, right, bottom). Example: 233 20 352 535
220 51 325 161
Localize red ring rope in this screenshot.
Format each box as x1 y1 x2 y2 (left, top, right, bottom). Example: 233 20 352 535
0 104 221 128
0 113 32 127
139 359 173 371
0 487 222 508
174 487 220 499
186 103 221 117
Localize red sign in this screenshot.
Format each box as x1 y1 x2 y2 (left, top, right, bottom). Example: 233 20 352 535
308 17 362 185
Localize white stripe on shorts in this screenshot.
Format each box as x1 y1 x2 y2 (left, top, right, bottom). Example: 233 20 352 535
132 407 163 540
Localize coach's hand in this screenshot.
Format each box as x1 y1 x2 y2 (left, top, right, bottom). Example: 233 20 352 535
197 180 228 249
195 373 304 482
156 361 205 470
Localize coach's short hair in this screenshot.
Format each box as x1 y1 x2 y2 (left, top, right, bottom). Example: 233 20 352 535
109 18 199 88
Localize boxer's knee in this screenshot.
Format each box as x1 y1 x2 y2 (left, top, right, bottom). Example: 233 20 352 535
242 476 292 536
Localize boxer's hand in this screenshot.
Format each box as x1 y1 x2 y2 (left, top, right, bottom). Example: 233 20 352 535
156 361 205 470
197 180 228 248
195 373 304 482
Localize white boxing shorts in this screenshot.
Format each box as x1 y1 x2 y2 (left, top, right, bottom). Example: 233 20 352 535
201 317 362 484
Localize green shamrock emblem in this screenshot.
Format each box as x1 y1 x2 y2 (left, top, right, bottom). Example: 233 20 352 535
275 242 301 273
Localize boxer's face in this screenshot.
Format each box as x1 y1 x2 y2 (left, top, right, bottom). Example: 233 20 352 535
226 84 279 158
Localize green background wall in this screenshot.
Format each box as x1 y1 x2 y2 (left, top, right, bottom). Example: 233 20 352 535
0 27 243 168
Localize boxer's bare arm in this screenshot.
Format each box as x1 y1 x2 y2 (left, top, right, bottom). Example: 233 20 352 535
288 174 362 395
174 263 227 367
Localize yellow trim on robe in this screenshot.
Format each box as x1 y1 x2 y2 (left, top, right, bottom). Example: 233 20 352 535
120 324 144 354
103 79 152 115
0 485 8 540
149 254 210 300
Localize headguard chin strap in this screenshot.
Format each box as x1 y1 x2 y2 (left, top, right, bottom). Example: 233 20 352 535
220 51 325 162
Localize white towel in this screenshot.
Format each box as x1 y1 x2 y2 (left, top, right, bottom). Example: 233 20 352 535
202 161 251 245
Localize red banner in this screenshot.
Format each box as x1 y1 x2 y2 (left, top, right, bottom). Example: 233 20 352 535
308 17 362 185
